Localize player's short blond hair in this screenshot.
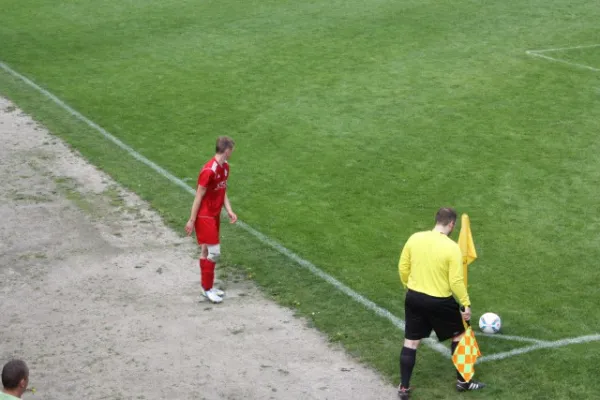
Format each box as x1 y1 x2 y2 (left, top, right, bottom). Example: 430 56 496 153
216 136 235 154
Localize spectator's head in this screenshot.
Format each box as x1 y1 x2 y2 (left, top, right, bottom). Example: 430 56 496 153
2 359 29 398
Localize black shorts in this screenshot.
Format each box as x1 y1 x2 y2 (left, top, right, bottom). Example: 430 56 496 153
404 289 465 342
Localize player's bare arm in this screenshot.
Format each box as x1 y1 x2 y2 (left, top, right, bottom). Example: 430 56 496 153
185 185 207 235
224 194 237 223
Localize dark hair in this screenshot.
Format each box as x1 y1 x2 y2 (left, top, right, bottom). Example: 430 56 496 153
215 136 235 154
2 359 28 389
435 207 457 226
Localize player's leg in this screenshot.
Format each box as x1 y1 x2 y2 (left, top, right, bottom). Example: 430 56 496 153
195 217 222 303
203 217 224 300
199 244 208 290
200 244 222 303
204 215 224 296
204 243 220 292
398 290 431 399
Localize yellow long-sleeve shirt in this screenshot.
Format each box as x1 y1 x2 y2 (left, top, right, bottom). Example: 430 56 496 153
399 230 471 307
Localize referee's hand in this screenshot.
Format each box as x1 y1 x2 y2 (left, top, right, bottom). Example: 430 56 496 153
460 306 472 321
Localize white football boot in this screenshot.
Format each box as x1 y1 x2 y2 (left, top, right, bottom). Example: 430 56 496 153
202 288 223 303
201 287 225 297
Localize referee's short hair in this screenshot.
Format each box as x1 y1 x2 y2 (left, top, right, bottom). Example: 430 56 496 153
1 359 28 389
435 207 457 226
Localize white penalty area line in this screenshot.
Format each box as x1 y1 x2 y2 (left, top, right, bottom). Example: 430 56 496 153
478 334 600 363
0 60 452 357
525 44 600 72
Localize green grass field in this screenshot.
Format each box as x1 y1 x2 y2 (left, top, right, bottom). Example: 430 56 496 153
1 0 600 398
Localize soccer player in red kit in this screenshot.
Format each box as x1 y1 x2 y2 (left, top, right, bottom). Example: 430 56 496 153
185 136 237 303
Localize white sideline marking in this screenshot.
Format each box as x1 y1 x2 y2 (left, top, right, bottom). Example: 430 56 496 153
3 60 598 361
528 43 600 53
480 333 548 344
0 60 453 357
525 43 600 72
478 334 600 363
526 51 600 72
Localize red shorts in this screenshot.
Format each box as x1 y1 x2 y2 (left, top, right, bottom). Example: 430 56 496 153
195 215 220 245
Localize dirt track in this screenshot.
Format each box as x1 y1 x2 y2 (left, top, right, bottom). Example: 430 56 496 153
0 97 397 400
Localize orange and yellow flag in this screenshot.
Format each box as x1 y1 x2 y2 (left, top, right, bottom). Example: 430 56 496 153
457 214 477 287
452 326 482 382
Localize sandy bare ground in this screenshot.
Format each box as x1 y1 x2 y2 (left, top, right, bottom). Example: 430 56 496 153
0 97 397 400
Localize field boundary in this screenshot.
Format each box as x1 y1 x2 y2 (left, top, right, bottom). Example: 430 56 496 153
2 59 599 363
526 43 600 72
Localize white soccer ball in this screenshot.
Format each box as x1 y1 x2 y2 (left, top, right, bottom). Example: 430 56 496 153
479 312 501 334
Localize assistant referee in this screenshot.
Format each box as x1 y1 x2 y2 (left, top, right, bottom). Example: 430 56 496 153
396 207 485 399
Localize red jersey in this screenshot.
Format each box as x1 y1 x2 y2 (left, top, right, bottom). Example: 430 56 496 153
197 157 229 217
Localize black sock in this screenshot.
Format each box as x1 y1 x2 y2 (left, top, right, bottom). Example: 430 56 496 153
400 346 417 389
450 341 463 381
